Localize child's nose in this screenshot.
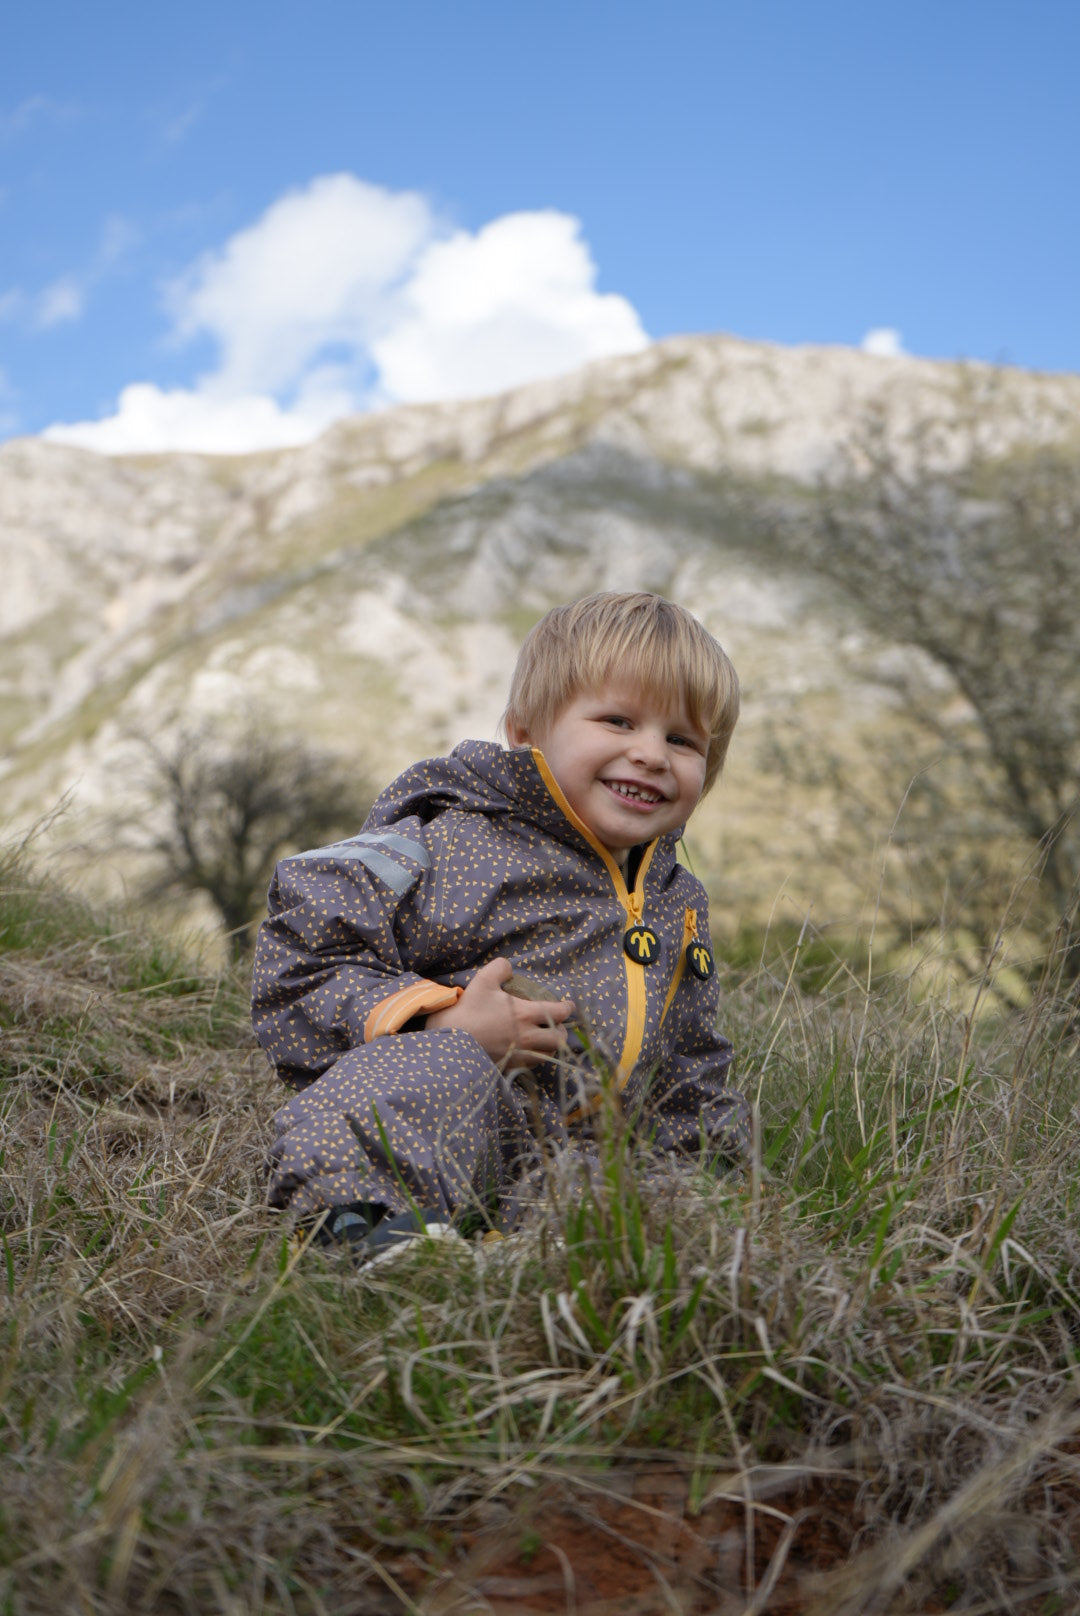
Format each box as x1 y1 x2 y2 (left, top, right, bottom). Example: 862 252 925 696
629 728 668 767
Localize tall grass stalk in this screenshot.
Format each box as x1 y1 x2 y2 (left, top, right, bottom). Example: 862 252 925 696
2 850 1080 1611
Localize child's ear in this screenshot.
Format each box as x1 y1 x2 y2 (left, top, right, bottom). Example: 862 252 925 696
505 715 530 749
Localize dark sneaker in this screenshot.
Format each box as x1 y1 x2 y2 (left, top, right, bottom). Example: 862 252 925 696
307 1203 462 1266
361 1208 461 1266
309 1201 386 1250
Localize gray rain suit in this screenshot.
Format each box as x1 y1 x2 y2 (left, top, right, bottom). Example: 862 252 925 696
252 740 748 1219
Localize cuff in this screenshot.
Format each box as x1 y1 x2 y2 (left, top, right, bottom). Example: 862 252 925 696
364 980 464 1041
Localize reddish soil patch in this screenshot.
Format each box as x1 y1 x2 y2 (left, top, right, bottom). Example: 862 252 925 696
372 1447 1080 1613
404 1467 869 1615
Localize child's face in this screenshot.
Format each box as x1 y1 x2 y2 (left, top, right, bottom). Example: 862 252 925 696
507 678 709 859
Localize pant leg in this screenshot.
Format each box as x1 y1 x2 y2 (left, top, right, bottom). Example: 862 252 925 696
267 1027 537 1218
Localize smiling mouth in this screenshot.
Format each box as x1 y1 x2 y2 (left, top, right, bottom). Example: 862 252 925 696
604 780 666 806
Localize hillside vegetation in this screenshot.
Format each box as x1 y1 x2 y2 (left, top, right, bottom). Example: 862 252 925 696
4 334 1080 969
3 850 1080 1613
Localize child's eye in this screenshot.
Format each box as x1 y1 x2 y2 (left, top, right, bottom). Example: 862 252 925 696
602 714 631 728
669 733 702 750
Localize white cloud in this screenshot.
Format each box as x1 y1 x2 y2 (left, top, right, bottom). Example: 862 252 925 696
861 326 905 358
167 173 434 395
97 214 140 269
43 173 649 455
374 211 647 402
0 94 80 141
0 365 17 434
44 381 349 455
10 215 139 338
36 276 84 329
161 101 203 148
154 74 229 150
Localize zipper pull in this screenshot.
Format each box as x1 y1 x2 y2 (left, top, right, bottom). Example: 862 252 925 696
624 923 659 964
683 908 714 980
623 891 658 964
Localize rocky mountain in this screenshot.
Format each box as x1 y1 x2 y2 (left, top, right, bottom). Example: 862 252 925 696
4 332 1079 939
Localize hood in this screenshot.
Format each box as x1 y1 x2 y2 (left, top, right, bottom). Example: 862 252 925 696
366 740 533 828
365 740 682 889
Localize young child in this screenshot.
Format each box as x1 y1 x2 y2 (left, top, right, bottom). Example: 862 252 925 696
251 591 749 1256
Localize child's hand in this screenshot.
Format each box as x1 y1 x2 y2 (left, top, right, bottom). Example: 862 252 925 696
425 957 574 1068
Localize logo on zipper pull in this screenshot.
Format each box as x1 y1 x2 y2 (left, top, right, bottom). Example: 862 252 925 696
624 926 659 964
686 941 714 980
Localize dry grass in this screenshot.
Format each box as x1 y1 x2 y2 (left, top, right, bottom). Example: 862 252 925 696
3 852 1080 1613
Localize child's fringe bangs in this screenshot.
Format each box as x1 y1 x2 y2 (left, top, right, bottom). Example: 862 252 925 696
506 593 740 790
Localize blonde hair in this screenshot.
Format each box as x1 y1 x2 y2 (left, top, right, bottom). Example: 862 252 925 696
504 592 740 793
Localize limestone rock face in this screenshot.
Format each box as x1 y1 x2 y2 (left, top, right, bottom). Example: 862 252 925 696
3 332 1078 920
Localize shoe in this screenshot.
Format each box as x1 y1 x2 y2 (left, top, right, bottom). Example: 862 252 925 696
361 1208 462 1267
308 1203 462 1267
308 1201 386 1250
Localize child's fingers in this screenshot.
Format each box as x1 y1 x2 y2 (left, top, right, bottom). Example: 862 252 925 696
517 1015 569 1045
519 999 574 1025
505 1010 571 1065
521 991 574 1016
509 1002 573 1042
505 1029 569 1068
475 956 514 987
443 963 574 1066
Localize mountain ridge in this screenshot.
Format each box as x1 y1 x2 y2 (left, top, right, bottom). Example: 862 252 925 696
4 331 1078 938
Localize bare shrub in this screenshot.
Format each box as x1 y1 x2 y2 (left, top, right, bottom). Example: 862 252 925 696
123 719 373 958
753 394 1080 980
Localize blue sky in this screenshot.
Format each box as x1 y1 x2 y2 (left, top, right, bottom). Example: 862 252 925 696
2 0 1077 452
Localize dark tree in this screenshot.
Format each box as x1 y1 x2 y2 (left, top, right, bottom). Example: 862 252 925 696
132 722 373 958
757 401 1080 981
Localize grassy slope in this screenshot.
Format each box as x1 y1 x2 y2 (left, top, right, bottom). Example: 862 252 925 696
2 855 1080 1613
8 425 1061 969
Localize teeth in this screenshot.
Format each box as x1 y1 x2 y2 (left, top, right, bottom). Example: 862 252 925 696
610 782 661 803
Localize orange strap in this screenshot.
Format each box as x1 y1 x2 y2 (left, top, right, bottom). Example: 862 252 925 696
364 980 464 1040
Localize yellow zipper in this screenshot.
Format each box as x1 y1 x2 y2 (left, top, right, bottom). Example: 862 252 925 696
660 907 697 1029
532 749 656 1088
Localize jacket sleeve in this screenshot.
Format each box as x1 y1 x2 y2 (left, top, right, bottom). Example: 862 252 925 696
250 826 461 1088
642 897 751 1161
